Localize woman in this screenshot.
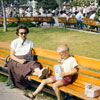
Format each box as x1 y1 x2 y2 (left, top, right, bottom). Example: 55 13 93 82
8 24 49 89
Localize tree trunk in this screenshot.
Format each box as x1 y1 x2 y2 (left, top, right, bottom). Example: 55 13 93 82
1 0 7 32
56 0 63 7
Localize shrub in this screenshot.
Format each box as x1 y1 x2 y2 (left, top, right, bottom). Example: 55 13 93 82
7 22 18 27
18 21 36 27
0 23 3 27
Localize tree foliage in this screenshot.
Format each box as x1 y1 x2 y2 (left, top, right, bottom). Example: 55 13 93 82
66 0 96 6
37 0 58 9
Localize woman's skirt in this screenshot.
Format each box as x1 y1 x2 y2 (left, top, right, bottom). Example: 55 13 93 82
8 56 42 89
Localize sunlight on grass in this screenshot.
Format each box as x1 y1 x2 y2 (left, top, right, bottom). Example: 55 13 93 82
0 27 100 59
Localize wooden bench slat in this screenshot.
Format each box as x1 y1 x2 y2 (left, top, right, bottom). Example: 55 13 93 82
0 72 8 76
79 68 100 78
76 74 100 86
33 48 59 60
0 53 8 58
0 50 10 54
38 58 57 66
7 17 19 22
0 18 3 22
74 55 100 70
0 42 10 49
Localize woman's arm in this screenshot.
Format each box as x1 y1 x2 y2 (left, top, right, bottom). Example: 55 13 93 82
10 48 26 64
59 66 78 77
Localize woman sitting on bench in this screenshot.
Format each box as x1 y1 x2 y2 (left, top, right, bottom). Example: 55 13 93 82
24 44 78 100
8 24 49 90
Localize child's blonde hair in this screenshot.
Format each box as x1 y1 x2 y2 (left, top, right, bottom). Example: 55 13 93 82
57 44 69 53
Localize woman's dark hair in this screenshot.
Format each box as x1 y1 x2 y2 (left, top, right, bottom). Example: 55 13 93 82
16 24 29 36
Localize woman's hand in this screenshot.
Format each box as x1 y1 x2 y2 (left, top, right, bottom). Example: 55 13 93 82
19 59 26 64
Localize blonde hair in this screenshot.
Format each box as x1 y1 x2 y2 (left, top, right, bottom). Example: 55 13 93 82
57 44 69 52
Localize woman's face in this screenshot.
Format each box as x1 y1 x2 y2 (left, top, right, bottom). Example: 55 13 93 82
18 29 27 41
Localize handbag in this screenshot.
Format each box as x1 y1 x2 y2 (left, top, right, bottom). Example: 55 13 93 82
25 48 37 61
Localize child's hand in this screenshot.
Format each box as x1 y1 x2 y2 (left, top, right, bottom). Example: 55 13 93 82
59 72 66 77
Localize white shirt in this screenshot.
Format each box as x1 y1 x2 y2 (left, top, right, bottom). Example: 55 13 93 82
76 12 83 21
11 37 34 56
61 56 78 73
60 14 69 20
89 13 95 19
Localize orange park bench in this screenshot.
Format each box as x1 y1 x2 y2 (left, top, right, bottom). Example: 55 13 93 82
0 17 3 23
67 17 76 27
58 17 67 28
0 42 100 100
0 17 19 23
58 17 76 28
82 18 100 32
19 16 51 23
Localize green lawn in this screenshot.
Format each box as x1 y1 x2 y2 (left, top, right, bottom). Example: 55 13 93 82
0 27 100 59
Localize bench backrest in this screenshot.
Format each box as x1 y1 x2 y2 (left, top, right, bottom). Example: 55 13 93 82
0 18 3 22
58 17 66 23
19 16 35 22
6 17 19 22
83 18 100 27
67 17 76 24
58 17 76 24
0 43 100 89
0 16 51 23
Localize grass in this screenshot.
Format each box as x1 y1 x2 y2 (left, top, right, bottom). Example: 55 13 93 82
0 74 8 82
0 27 100 59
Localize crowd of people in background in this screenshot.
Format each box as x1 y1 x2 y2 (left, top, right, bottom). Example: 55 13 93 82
0 1 100 30
0 2 98 18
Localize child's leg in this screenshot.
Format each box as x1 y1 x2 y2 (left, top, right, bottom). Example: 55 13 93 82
52 81 64 100
33 77 53 96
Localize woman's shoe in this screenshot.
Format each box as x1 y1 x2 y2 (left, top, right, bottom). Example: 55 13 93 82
38 67 49 79
24 92 35 100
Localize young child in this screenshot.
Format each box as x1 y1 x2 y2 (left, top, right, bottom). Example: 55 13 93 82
24 44 78 100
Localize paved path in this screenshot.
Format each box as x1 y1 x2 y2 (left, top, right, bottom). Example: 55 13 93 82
0 82 30 100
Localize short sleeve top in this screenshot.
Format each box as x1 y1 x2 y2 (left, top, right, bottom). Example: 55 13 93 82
61 56 78 73
10 37 34 56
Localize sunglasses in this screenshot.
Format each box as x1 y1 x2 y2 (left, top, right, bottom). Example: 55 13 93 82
20 32 27 35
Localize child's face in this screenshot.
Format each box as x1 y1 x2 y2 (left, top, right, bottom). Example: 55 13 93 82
59 50 69 59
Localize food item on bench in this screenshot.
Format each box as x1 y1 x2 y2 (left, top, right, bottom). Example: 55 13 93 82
54 65 62 80
85 83 100 98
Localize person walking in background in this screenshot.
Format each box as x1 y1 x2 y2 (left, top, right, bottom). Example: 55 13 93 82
75 8 84 29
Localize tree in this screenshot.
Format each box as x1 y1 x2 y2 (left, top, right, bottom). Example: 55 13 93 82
1 0 7 32
37 0 58 9
98 0 100 6
56 0 63 7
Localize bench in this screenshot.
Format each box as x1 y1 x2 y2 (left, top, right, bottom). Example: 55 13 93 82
0 16 52 25
0 42 100 100
58 17 76 28
0 17 3 23
82 18 100 32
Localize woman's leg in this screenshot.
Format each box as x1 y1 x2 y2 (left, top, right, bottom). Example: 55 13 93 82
33 77 53 96
52 81 64 100
33 67 49 79
33 68 41 76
